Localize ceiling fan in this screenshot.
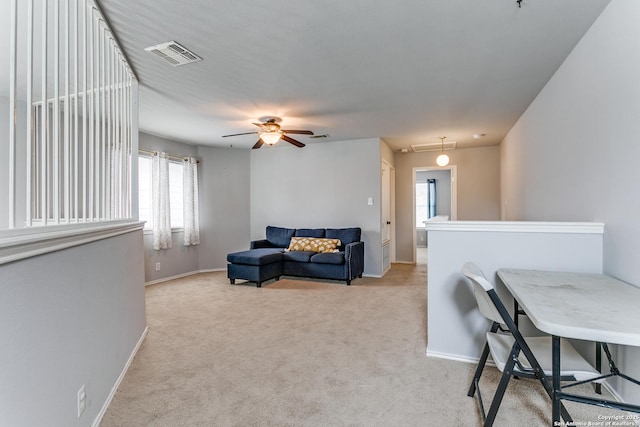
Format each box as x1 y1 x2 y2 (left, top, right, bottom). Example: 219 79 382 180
222 117 314 149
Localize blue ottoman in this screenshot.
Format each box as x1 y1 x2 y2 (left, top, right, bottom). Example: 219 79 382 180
227 248 284 287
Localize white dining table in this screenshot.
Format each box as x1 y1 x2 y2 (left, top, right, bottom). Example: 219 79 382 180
497 268 640 425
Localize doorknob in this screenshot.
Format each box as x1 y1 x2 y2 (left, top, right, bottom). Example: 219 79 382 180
386 221 391 225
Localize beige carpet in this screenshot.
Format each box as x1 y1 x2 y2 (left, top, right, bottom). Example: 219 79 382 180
101 262 625 427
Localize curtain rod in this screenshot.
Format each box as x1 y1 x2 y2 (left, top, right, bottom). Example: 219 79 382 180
138 149 199 163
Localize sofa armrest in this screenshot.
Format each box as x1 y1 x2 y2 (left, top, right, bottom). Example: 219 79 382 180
345 241 365 279
251 239 273 249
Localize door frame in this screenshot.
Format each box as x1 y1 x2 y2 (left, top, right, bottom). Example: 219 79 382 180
381 159 396 274
412 165 457 264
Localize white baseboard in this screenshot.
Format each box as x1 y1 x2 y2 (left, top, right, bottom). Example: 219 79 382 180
197 268 226 274
145 268 226 286
147 269 372 285
426 349 485 365
93 326 148 427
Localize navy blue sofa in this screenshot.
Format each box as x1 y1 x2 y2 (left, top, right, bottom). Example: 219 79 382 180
227 226 365 287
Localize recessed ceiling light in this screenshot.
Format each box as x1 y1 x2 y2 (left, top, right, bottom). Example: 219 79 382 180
473 133 487 139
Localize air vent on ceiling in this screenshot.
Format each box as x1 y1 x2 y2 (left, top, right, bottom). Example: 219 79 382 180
309 134 329 139
411 141 457 153
144 41 202 67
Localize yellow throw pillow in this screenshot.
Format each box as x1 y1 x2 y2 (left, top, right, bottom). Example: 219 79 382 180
287 237 341 253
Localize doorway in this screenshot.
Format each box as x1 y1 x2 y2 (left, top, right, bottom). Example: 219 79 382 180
412 166 457 264
382 160 395 274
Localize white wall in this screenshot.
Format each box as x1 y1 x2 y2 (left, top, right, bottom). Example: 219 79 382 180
0 230 146 426
250 138 383 277
500 0 640 404
394 146 501 262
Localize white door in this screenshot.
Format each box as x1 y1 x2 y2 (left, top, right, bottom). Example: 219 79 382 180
381 160 395 273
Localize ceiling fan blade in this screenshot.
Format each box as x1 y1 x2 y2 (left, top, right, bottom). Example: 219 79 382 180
252 139 264 149
282 129 314 135
282 134 305 148
222 131 258 138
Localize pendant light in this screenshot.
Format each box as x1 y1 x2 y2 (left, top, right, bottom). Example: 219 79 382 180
436 136 450 166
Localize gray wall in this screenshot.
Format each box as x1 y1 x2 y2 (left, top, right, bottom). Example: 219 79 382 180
250 138 383 277
394 146 501 262
197 145 251 271
140 134 384 279
139 133 252 280
427 224 603 362
380 139 395 167
0 230 146 426
500 0 639 404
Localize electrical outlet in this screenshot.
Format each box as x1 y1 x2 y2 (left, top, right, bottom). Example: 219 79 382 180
77 385 86 418
155 262 161 271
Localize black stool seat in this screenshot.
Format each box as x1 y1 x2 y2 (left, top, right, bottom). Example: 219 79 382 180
226 248 284 287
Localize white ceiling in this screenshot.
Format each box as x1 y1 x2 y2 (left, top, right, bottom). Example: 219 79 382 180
94 0 610 151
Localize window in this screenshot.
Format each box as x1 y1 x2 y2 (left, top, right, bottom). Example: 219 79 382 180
416 179 436 227
138 156 184 229
168 162 184 228
416 182 429 227
138 157 153 228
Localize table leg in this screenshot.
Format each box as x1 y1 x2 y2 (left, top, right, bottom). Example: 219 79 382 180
595 342 602 394
552 335 561 425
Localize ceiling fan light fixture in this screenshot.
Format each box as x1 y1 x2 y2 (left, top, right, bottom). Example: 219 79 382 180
260 131 282 145
223 116 311 149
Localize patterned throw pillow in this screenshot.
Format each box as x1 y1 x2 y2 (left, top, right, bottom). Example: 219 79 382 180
287 237 341 253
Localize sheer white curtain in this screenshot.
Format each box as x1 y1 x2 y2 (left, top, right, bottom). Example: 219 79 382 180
183 157 200 246
152 153 172 250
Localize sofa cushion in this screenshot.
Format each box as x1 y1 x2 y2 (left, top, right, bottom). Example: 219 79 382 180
295 228 325 238
310 252 345 265
287 237 341 253
283 251 315 263
326 228 361 250
227 248 283 266
266 226 295 248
